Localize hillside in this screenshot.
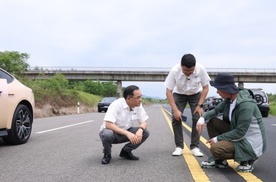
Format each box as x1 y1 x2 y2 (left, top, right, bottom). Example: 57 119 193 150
34 90 101 118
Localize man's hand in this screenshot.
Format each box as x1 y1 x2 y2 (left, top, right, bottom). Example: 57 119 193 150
135 129 143 143
196 117 205 135
173 109 182 121
126 131 142 145
206 138 216 145
193 106 204 116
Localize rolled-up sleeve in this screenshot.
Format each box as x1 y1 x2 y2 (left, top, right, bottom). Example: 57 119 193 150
137 104 149 123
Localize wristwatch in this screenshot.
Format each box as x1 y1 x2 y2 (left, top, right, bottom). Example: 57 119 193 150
197 104 203 108
139 127 145 132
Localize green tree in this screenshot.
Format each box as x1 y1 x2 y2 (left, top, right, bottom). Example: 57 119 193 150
69 81 85 91
47 73 69 92
101 82 117 96
30 73 68 96
83 80 104 96
0 51 30 76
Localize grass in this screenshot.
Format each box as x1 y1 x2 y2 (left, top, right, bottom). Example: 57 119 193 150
269 101 276 116
34 89 102 108
66 90 102 107
34 88 167 110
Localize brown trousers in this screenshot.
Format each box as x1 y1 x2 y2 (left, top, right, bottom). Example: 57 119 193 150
207 117 235 160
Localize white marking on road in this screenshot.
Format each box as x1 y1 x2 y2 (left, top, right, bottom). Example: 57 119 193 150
272 124 276 126
36 120 94 134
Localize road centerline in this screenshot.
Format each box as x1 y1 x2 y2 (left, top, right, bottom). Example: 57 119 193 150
161 106 262 182
160 107 211 182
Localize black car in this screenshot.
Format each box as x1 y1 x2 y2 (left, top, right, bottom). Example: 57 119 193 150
97 97 118 112
203 96 223 112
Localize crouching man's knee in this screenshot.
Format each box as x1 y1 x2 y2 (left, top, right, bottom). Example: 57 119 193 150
210 141 234 160
99 129 115 142
142 129 150 141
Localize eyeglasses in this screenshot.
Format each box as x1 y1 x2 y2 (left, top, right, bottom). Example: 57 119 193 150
182 66 195 73
182 68 194 73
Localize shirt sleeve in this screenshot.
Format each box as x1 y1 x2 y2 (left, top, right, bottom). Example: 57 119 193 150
103 101 119 123
137 104 149 123
198 64 211 87
164 66 177 90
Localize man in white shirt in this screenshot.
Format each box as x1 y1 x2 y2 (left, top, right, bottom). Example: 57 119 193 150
164 53 210 157
99 85 150 164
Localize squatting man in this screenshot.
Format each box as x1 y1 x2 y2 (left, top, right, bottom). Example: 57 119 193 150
196 73 266 172
99 85 150 164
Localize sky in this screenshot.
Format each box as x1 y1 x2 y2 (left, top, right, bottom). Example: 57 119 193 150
1 0 276 99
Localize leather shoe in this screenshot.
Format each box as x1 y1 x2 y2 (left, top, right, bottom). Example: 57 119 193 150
119 149 139 160
101 154 111 164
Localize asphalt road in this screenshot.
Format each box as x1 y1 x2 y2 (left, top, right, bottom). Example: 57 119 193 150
0 104 275 182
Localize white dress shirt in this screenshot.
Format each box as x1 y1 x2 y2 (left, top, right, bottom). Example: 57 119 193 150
164 63 210 95
100 98 149 131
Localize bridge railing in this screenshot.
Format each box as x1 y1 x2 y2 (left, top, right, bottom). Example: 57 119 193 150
28 67 276 73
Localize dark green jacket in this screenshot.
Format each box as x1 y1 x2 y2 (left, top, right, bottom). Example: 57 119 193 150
203 89 266 162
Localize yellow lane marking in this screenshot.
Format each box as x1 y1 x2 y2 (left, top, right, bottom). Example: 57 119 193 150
161 106 262 182
161 107 211 182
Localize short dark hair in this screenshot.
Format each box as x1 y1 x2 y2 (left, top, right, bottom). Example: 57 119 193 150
181 54 196 68
123 85 139 99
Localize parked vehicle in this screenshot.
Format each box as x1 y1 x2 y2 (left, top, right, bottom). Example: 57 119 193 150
249 88 270 117
203 96 223 112
97 97 118 112
0 68 34 145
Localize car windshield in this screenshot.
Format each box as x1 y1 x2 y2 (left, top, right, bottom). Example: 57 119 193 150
101 97 117 102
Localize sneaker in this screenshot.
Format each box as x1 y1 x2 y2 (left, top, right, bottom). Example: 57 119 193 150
172 147 183 156
236 157 258 172
201 156 229 169
190 147 204 157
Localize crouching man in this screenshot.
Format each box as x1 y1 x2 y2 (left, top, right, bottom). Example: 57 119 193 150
99 85 150 164
196 73 266 172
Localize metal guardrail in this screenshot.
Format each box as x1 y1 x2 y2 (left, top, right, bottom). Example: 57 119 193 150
24 67 276 84
28 67 276 73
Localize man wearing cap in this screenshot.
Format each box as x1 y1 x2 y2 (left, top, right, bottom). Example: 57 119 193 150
196 73 266 172
164 53 211 157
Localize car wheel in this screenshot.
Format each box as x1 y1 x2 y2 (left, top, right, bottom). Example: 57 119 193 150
2 104 33 145
254 94 264 106
262 112 269 118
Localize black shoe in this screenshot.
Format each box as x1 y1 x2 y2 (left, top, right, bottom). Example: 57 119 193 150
101 154 111 164
119 149 139 160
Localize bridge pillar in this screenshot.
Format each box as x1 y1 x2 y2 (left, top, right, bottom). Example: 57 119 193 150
116 80 122 97
238 82 244 89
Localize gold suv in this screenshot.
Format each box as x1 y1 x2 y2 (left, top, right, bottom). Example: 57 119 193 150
0 68 34 145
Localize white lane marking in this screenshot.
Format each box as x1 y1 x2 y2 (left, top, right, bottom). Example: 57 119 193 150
36 120 94 134
272 124 276 126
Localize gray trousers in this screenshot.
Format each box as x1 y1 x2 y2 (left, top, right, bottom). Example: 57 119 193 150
172 92 201 149
99 127 150 155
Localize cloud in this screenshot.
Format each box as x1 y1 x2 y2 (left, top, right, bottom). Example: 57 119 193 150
1 0 276 97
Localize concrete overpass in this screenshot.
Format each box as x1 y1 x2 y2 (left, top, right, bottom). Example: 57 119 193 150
24 67 276 97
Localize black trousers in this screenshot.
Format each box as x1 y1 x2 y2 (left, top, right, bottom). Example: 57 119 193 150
172 92 201 149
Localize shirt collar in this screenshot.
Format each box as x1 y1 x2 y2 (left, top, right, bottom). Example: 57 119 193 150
122 98 133 111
